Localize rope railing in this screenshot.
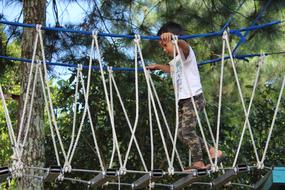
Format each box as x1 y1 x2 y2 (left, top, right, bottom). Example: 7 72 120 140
1 51 285 73
0 20 281 40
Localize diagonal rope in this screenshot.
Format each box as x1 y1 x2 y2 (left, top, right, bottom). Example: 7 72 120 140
260 76 285 164
0 86 20 159
109 70 148 171
135 35 172 169
38 65 61 166
221 31 261 167
232 54 264 167
109 68 117 168
65 66 80 169
147 71 184 170
93 31 123 169
17 30 39 146
19 63 40 159
214 31 226 167
68 67 105 171
123 37 143 170
37 25 68 162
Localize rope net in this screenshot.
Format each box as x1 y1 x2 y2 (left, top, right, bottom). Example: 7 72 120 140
0 22 284 189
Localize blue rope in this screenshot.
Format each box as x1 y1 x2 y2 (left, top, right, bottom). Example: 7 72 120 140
0 20 281 40
1 52 284 71
199 52 285 65
0 55 143 72
232 0 273 55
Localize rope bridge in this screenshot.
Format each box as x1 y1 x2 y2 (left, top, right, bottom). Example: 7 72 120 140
0 18 285 190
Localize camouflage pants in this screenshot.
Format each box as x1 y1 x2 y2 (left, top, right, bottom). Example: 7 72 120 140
178 93 206 162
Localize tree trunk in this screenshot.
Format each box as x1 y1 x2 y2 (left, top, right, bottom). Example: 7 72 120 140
18 1 46 189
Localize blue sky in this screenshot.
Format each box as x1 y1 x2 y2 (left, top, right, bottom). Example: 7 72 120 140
1 0 88 25
0 1 92 80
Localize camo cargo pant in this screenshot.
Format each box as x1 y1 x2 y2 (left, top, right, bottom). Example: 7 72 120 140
178 93 206 162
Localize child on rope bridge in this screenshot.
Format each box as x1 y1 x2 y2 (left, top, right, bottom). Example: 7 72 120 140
146 22 223 170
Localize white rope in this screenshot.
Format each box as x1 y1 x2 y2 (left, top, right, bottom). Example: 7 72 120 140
203 109 215 146
0 86 20 159
65 65 80 170
37 26 68 161
110 71 148 171
147 71 184 170
19 63 40 159
77 69 105 170
261 76 285 164
149 88 154 171
214 31 226 167
135 35 172 169
222 32 260 167
172 36 213 166
17 29 39 145
93 31 123 169
122 36 142 170
68 67 105 170
109 67 116 168
170 45 181 172
232 54 265 167
38 66 61 166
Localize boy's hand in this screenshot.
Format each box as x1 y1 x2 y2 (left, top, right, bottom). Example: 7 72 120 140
160 32 173 43
146 64 159 70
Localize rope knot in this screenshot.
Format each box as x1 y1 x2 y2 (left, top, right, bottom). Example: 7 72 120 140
222 30 228 40
172 35 179 42
257 162 264 169
134 34 141 44
92 30 99 39
108 66 113 74
36 24 42 32
78 64 83 71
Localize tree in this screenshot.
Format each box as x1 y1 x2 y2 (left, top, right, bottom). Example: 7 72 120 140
17 1 46 189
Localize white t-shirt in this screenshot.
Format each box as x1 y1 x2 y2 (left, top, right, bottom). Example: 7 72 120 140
169 46 203 100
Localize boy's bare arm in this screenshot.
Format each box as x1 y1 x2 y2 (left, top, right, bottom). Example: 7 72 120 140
177 40 190 59
146 64 170 73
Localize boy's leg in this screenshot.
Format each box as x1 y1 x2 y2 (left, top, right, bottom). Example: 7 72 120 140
177 94 205 165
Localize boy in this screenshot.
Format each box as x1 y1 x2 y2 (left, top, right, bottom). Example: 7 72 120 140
147 22 222 170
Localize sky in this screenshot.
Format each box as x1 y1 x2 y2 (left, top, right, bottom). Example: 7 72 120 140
0 1 91 79
0 0 88 25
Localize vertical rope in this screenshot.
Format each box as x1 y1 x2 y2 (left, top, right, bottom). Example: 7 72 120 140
149 88 154 171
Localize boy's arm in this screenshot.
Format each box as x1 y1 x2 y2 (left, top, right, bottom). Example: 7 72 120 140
177 40 190 59
146 64 170 73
